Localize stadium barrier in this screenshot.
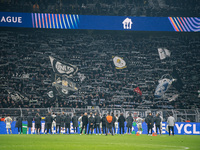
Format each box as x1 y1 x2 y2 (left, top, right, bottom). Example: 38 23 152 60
0 121 199 135
0 108 199 122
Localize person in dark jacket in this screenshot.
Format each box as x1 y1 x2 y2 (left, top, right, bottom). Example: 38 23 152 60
106 113 113 136
56 113 61 134
95 113 101 134
61 112 65 133
88 113 95 134
65 114 71 134
118 113 125 134
126 113 133 134
72 113 78 134
145 113 154 135
154 113 162 135
101 114 107 135
45 112 53 134
35 113 41 134
16 115 23 134
15 114 19 134
112 113 116 134
27 112 33 134
81 112 88 134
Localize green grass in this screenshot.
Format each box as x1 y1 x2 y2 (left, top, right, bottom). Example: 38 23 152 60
0 134 200 150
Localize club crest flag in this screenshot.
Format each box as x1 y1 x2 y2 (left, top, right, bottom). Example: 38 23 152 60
134 87 142 96
52 75 78 96
113 56 127 69
49 56 78 77
154 74 174 98
172 66 183 92
158 48 171 60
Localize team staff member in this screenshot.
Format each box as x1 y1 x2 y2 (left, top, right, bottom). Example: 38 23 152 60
106 113 113 136
101 114 107 135
16 114 23 134
126 113 133 134
154 113 161 135
45 112 53 134
145 113 154 135
118 113 125 134
88 113 95 134
72 113 78 134
95 113 101 135
65 114 71 134
167 114 175 136
111 113 116 135
81 112 88 135
56 113 61 134
61 112 65 133
27 112 33 134
35 113 41 134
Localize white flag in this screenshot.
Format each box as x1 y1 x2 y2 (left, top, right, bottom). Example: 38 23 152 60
158 48 171 60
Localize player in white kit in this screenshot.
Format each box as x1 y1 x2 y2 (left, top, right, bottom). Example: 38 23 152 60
114 114 119 134
4 115 13 134
136 115 143 134
51 113 56 134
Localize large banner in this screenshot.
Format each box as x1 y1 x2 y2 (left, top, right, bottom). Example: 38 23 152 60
0 121 200 135
0 12 200 32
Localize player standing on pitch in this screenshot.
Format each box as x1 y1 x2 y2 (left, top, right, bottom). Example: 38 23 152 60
35 113 41 134
27 112 33 134
114 114 119 134
72 113 79 134
126 113 133 134
51 112 56 134
136 115 143 134
95 113 101 135
154 113 161 135
4 114 12 134
56 113 61 134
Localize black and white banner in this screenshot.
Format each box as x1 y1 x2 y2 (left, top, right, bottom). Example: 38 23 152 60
49 56 78 77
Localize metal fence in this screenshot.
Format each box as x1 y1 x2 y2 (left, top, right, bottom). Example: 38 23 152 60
0 107 199 122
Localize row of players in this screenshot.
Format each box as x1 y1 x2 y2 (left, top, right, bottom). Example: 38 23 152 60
4 112 175 135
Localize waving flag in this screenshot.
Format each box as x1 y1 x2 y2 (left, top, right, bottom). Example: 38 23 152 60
168 94 179 102
172 66 183 92
113 56 127 69
154 74 174 98
134 87 142 96
52 75 78 96
158 48 171 60
49 56 78 77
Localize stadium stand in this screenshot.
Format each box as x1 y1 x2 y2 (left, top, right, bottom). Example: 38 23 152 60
0 28 199 110
0 0 200 17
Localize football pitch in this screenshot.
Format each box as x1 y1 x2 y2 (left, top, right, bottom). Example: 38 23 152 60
0 134 199 150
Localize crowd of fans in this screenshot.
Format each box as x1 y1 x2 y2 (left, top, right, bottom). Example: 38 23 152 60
0 29 199 109
0 0 199 17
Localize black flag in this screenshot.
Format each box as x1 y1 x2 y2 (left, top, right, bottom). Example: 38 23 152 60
172 66 183 92
49 56 78 77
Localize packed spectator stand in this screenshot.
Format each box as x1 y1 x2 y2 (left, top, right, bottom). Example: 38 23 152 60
0 0 200 111
0 29 199 110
